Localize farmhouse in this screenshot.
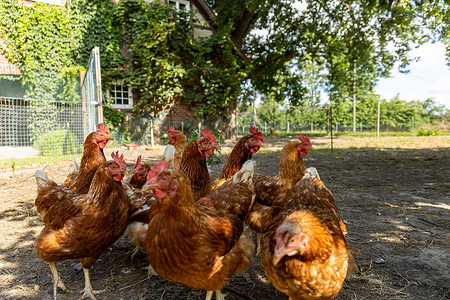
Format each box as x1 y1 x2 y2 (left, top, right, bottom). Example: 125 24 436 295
0 0 239 150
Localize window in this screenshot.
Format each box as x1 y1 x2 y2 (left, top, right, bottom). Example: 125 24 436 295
168 0 190 12
107 82 133 109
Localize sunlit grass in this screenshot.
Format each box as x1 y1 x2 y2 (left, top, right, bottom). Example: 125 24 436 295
0 154 81 170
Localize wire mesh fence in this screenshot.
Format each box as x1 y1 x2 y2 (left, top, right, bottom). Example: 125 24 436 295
0 97 88 164
1 48 103 168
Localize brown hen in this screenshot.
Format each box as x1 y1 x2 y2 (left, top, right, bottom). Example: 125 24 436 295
260 167 348 300
179 129 220 201
64 123 113 194
212 126 264 190
34 152 130 300
163 126 187 171
143 160 255 300
246 134 315 253
128 155 152 189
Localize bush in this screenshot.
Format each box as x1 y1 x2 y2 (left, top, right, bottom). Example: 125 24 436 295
416 128 440 136
34 129 82 156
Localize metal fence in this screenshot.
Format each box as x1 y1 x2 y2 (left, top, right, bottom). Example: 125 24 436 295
0 97 87 161
0 48 103 165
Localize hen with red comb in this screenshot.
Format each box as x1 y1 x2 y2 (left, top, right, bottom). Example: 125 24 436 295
180 129 220 200
246 134 316 254
34 150 130 300
212 126 265 190
128 155 152 189
64 123 113 194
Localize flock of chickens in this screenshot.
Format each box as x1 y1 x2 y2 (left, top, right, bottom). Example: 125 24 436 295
33 123 356 300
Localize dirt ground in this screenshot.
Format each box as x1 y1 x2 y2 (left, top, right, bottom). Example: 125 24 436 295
0 135 449 300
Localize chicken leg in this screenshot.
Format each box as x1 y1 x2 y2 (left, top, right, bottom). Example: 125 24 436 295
80 267 104 300
205 290 225 300
256 233 262 255
48 262 71 300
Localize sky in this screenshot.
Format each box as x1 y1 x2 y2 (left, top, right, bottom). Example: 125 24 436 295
374 42 450 110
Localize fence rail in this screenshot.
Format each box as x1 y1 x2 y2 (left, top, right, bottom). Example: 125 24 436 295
238 121 415 135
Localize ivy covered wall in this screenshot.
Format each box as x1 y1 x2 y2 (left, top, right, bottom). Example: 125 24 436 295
0 0 242 139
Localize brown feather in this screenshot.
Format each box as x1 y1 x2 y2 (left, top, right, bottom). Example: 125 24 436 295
146 168 254 292
260 169 348 300
34 160 130 269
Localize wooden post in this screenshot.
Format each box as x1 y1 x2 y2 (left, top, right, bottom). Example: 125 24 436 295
329 106 333 155
377 101 380 140
353 67 356 133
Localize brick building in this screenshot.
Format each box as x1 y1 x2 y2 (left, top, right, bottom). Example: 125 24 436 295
1 0 239 139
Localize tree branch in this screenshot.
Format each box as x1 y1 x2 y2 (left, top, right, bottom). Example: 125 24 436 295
249 50 296 79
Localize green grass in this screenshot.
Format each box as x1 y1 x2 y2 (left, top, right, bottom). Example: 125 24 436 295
239 130 449 137
238 130 423 137
0 154 82 170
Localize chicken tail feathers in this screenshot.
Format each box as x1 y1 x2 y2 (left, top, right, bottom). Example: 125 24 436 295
163 144 175 168
232 160 255 185
35 170 52 189
69 157 79 174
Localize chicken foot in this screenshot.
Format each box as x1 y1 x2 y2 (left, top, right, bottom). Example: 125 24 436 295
255 233 262 256
79 268 105 300
205 290 225 300
48 262 71 300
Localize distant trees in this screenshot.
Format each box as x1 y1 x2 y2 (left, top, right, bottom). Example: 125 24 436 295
237 96 447 132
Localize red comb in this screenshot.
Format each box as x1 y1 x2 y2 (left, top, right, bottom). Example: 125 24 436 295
147 160 169 181
111 151 126 169
97 123 109 134
297 134 311 145
200 129 217 144
133 155 142 173
249 126 263 142
168 126 175 134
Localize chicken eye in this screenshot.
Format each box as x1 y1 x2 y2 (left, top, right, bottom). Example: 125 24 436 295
290 238 297 244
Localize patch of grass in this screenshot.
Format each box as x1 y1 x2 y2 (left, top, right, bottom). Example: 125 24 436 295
0 154 82 170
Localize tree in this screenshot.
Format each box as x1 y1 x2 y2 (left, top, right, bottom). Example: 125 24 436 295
203 0 446 114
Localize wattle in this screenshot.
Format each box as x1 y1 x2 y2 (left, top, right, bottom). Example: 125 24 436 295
98 140 108 149
250 146 260 154
154 188 167 198
204 149 214 158
113 174 124 182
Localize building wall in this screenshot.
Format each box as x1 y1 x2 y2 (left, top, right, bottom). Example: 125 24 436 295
0 54 21 76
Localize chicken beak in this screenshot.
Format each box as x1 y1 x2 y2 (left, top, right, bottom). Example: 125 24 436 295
272 245 289 266
260 142 266 148
106 135 114 141
213 144 221 150
121 170 129 175
272 252 284 266
142 182 156 191
310 146 315 151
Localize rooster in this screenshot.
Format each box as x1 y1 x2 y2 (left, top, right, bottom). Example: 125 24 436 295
128 155 152 189
64 123 113 194
212 126 264 190
143 160 255 300
260 168 348 300
34 152 130 300
246 134 315 253
179 129 220 201
163 126 187 171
